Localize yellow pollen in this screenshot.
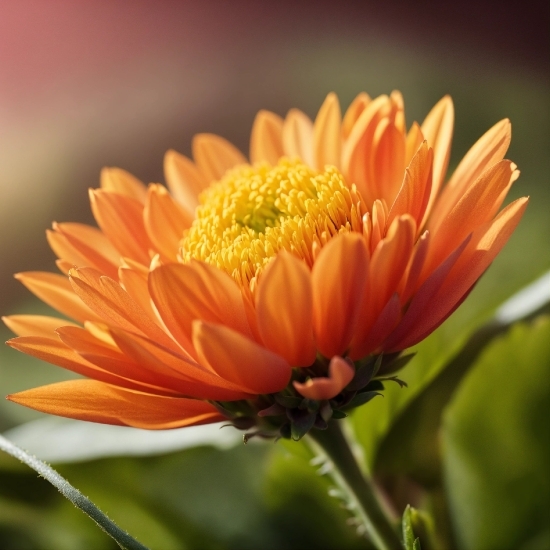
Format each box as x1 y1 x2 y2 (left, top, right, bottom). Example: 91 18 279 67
182 158 366 289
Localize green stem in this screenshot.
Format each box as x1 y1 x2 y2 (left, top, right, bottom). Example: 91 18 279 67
0 434 149 550
308 422 402 550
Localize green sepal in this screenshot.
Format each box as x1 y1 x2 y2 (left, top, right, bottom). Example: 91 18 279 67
275 394 303 408
330 410 348 419
287 409 317 441
348 354 382 391
341 391 381 411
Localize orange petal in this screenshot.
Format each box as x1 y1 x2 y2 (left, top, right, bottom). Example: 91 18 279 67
282 109 314 166
250 110 284 165
312 233 369 358
15 271 102 324
7 379 224 429
3 315 78 338
109 328 251 401
423 160 519 278
350 216 414 359
164 149 208 213
192 321 291 395
294 356 354 400
149 261 252 350
420 95 454 209
369 118 406 206
46 230 89 269
53 223 120 279
100 167 147 203
387 141 433 232
118 265 157 322
89 189 150 265
69 268 179 353
192 133 247 182
400 230 431 304
6 336 170 395
401 197 528 349
256 252 316 367
404 122 425 166
382 233 472 352
342 92 371 141
342 94 391 204
144 184 192 261
429 119 512 231
314 92 342 170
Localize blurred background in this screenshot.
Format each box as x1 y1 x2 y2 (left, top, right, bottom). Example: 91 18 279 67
0 1 548 549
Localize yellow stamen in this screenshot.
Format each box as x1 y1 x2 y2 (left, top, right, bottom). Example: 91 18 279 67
182 158 365 289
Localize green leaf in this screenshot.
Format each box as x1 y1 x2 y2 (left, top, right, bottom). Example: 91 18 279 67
442 317 550 550
402 505 422 550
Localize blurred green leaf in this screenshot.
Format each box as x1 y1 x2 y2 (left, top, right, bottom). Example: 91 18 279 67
442 317 550 550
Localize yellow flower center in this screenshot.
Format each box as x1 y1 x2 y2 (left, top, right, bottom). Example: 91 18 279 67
182 158 365 290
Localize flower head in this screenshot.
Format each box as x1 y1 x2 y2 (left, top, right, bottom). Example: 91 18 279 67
4 92 527 439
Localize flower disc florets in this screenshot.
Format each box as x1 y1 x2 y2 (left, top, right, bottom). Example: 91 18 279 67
183 158 365 290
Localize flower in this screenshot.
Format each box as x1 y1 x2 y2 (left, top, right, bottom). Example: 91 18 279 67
4 92 527 439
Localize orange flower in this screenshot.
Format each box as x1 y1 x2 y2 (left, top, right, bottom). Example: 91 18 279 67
4 92 527 439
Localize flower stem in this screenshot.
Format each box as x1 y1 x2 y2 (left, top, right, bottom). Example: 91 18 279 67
308 421 402 550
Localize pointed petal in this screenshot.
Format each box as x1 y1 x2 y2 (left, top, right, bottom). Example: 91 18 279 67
149 261 251 351
144 184 192 261
429 119 512 230
3 315 78 338
89 189 150 265
100 168 147 203
312 233 369 358
53 223 120 279
46 230 89 269
164 149 208 213
193 321 291 394
342 92 371 141
388 141 433 231
423 160 519 277
294 356 354 400
404 122 425 166
69 268 179 353
7 380 224 429
193 133 247 182
6 336 170 395
401 197 528 349
109 328 251 400
421 95 454 215
15 271 101 324
256 252 316 367
250 110 284 165
314 93 342 170
282 109 314 166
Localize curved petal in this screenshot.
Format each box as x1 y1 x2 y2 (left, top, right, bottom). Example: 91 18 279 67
342 92 371 141
422 160 519 278
15 271 102 324
89 189 150 265
100 167 147 203
164 149 208 213
3 315 78 338
149 261 251 350
144 184 193 261
429 118 512 231
282 109 314 166
7 379 224 429
69 267 179 353
256 252 316 367
52 223 120 279
250 110 284 165
293 356 354 400
420 95 454 212
192 321 291 395
404 122 425 166
6 336 172 395
388 141 433 232
312 233 369 358
192 133 247 182
314 92 342 170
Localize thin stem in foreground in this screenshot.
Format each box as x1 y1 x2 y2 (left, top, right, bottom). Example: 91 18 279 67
308 421 402 550
0 434 149 550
